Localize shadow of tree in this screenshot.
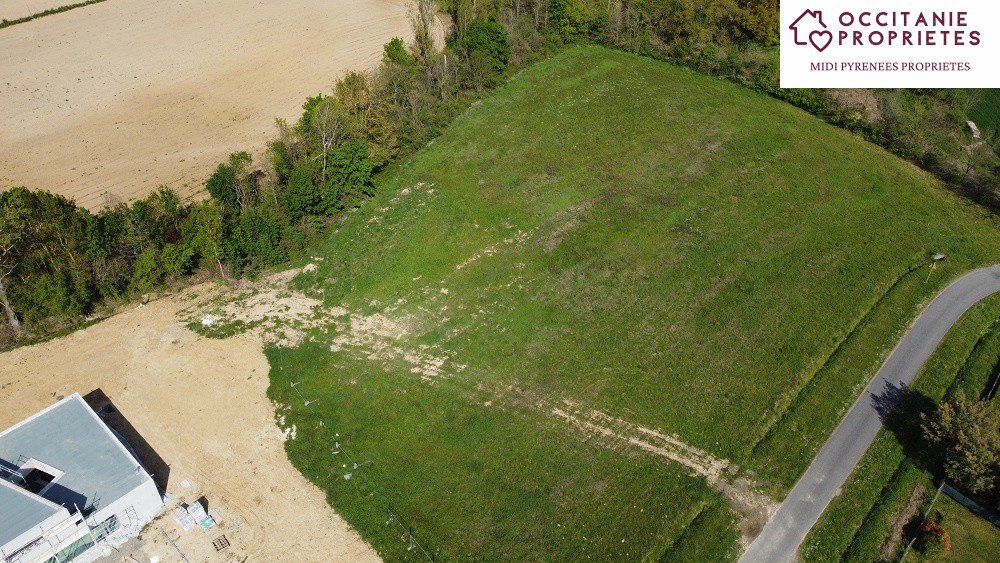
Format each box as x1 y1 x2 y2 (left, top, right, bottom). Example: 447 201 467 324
870 380 938 472
870 380 907 422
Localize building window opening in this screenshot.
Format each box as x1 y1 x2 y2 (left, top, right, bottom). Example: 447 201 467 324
92 514 120 543
42 534 95 563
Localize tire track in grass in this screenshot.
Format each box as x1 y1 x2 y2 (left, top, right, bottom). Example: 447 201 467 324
549 399 778 549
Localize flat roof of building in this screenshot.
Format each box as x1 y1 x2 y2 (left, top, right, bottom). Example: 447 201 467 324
0 478 68 548
0 394 151 540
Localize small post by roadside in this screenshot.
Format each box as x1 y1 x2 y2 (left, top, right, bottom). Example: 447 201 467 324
926 253 947 283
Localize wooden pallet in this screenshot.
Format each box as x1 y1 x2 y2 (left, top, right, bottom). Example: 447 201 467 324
212 535 230 552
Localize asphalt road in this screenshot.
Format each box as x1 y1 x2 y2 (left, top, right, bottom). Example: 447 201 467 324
740 265 1000 563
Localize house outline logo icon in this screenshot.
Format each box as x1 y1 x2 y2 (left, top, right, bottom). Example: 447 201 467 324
789 9 833 52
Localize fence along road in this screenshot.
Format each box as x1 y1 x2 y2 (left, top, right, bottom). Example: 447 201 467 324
740 265 1000 563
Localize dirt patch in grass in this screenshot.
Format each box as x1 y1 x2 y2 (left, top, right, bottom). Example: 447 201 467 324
456 227 535 270
881 484 926 559
329 307 465 382
179 267 330 346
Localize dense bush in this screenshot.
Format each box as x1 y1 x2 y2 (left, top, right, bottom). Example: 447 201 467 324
921 391 1000 496
915 519 951 556
462 19 512 71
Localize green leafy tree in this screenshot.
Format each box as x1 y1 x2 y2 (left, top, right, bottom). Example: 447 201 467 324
182 199 227 279
548 0 593 40
206 152 255 212
463 50 502 91
126 187 185 241
14 271 89 324
302 96 347 185
129 246 162 295
224 210 287 276
0 188 36 334
330 140 376 206
161 243 196 276
0 187 93 335
383 37 415 67
735 0 779 46
410 0 437 68
462 19 512 72
921 391 1000 494
335 71 398 167
298 94 326 131
283 163 322 221
268 137 296 186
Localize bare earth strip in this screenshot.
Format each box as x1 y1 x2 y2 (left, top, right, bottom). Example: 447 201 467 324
0 0 412 210
0 283 380 562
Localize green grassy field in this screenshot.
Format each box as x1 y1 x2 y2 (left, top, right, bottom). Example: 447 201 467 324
912 494 1000 562
268 46 1000 560
969 89 1000 133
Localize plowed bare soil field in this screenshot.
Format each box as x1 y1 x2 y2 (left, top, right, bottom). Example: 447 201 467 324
0 0 411 210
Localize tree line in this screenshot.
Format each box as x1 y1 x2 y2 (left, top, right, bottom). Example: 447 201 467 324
0 0 516 345
3 0 997 344
0 82 386 343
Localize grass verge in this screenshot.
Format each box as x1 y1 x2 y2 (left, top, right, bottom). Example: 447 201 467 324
0 0 107 29
907 493 1000 562
802 294 1000 562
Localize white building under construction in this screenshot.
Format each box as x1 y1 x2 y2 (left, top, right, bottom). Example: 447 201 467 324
0 394 164 563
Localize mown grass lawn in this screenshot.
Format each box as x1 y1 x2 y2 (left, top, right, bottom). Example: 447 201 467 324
269 46 1000 560
914 494 1000 562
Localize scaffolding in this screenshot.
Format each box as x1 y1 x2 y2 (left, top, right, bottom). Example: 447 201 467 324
0 465 27 487
2 503 144 563
2 510 83 563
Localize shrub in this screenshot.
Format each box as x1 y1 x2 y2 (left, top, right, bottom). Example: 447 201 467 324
383 37 414 67
283 163 321 221
915 519 951 556
330 140 375 206
462 19 512 72
129 247 162 295
161 243 196 276
548 0 594 41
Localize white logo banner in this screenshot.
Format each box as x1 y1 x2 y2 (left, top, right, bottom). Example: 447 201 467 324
780 1 1000 87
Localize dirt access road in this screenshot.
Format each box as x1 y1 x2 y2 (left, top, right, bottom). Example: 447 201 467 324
0 0 412 210
0 277 380 562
